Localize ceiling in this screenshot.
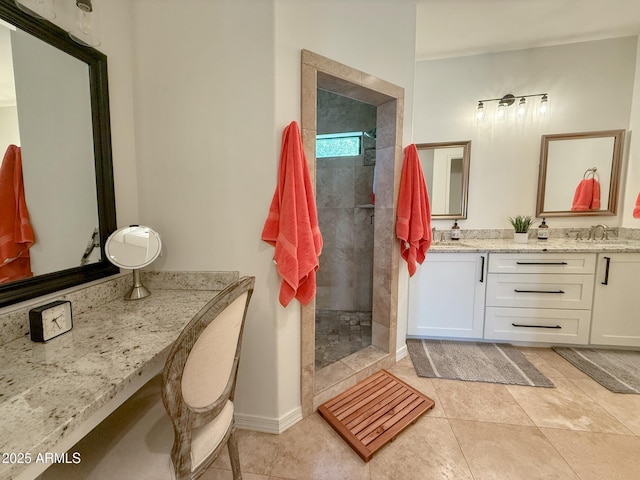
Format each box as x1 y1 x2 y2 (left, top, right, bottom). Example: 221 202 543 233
2 2 640 106
416 0 640 60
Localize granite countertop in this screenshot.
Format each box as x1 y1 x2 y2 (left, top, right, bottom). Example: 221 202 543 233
0 288 219 480
429 237 640 254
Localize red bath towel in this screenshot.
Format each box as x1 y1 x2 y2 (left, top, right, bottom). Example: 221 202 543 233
262 121 323 307
396 144 431 276
571 178 600 211
0 145 35 283
634 192 640 219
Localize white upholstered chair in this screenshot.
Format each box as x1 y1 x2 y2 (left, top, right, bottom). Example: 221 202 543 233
42 276 255 480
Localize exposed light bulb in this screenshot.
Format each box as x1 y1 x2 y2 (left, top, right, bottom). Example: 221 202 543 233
539 94 549 116
69 0 101 47
78 10 91 34
475 101 485 121
517 97 527 117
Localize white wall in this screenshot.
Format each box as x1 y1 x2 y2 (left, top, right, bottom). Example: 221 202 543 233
623 37 640 226
0 106 20 155
273 0 417 418
127 0 417 426
129 0 279 423
414 36 638 230
99 0 139 227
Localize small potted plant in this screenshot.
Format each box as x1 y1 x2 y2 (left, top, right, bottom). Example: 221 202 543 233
508 215 536 243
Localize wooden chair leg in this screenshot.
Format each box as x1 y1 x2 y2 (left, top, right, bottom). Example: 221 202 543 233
227 429 242 480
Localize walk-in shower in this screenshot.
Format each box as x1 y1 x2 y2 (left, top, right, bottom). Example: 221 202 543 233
315 89 377 370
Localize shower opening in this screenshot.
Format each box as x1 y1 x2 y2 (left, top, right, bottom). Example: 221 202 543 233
314 89 377 370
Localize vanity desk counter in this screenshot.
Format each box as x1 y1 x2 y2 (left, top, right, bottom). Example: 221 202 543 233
0 287 223 480
429 237 640 253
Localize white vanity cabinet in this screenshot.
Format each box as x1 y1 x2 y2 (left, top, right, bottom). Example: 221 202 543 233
408 252 487 339
590 253 640 347
484 253 595 344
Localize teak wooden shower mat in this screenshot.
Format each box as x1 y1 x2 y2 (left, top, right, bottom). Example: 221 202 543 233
317 370 435 462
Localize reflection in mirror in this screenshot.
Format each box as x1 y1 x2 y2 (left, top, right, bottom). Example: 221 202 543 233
0 2 117 308
536 130 625 217
416 141 470 219
11 22 98 273
106 226 162 300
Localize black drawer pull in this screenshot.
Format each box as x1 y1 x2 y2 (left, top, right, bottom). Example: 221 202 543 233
602 256 611 285
512 323 562 329
514 289 565 294
516 261 568 265
480 256 485 283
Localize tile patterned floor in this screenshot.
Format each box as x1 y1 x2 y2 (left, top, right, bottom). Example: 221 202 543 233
315 309 372 370
208 346 640 480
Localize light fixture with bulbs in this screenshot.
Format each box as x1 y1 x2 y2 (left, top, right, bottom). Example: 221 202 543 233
14 0 101 47
475 92 549 124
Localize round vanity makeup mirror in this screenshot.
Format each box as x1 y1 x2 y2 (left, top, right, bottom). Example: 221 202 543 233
105 225 162 300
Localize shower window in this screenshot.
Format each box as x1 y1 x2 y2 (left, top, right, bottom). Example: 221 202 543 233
316 132 362 158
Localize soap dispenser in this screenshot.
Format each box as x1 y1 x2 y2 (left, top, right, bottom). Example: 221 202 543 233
537 217 549 240
451 220 461 241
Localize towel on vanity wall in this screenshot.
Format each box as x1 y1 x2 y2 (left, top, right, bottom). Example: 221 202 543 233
396 144 431 277
571 178 600 211
634 192 640 219
0 145 35 283
591 178 601 210
261 121 323 307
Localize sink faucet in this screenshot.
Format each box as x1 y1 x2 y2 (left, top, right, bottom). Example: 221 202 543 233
589 224 608 241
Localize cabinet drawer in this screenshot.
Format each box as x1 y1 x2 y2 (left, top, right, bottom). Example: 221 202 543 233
486 273 594 309
488 253 596 274
484 307 591 344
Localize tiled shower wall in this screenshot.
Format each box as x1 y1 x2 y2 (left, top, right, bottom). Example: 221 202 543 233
316 90 376 311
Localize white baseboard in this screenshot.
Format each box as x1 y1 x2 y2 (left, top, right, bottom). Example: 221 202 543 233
396 344 408 361
235 406 303 434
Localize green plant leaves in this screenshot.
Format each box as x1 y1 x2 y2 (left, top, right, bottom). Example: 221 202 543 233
508 215 536 233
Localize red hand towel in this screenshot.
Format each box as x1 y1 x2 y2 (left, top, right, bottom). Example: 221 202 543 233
633 192 640 219
396 144 431 276
571 179 593 211
591 178 601 210
262 121 323 307
0 145 35 283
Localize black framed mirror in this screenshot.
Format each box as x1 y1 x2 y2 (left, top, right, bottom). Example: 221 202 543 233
0 0 117 307
415 141 470 219
536 129 625 217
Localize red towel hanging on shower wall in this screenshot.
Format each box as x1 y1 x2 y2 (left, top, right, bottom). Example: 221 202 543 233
396 144 432 277
261 121 323 307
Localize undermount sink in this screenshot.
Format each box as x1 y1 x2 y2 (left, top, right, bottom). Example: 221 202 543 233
575 239 630 247
431 241 471 248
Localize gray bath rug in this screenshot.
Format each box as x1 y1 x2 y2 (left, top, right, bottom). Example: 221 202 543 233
406 339 554 387
552 347 640 394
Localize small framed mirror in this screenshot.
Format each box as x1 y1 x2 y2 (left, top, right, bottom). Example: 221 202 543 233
536 130 625 217
416 141 470 219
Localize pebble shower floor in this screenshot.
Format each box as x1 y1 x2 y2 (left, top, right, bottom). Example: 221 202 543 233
315 309 372 370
